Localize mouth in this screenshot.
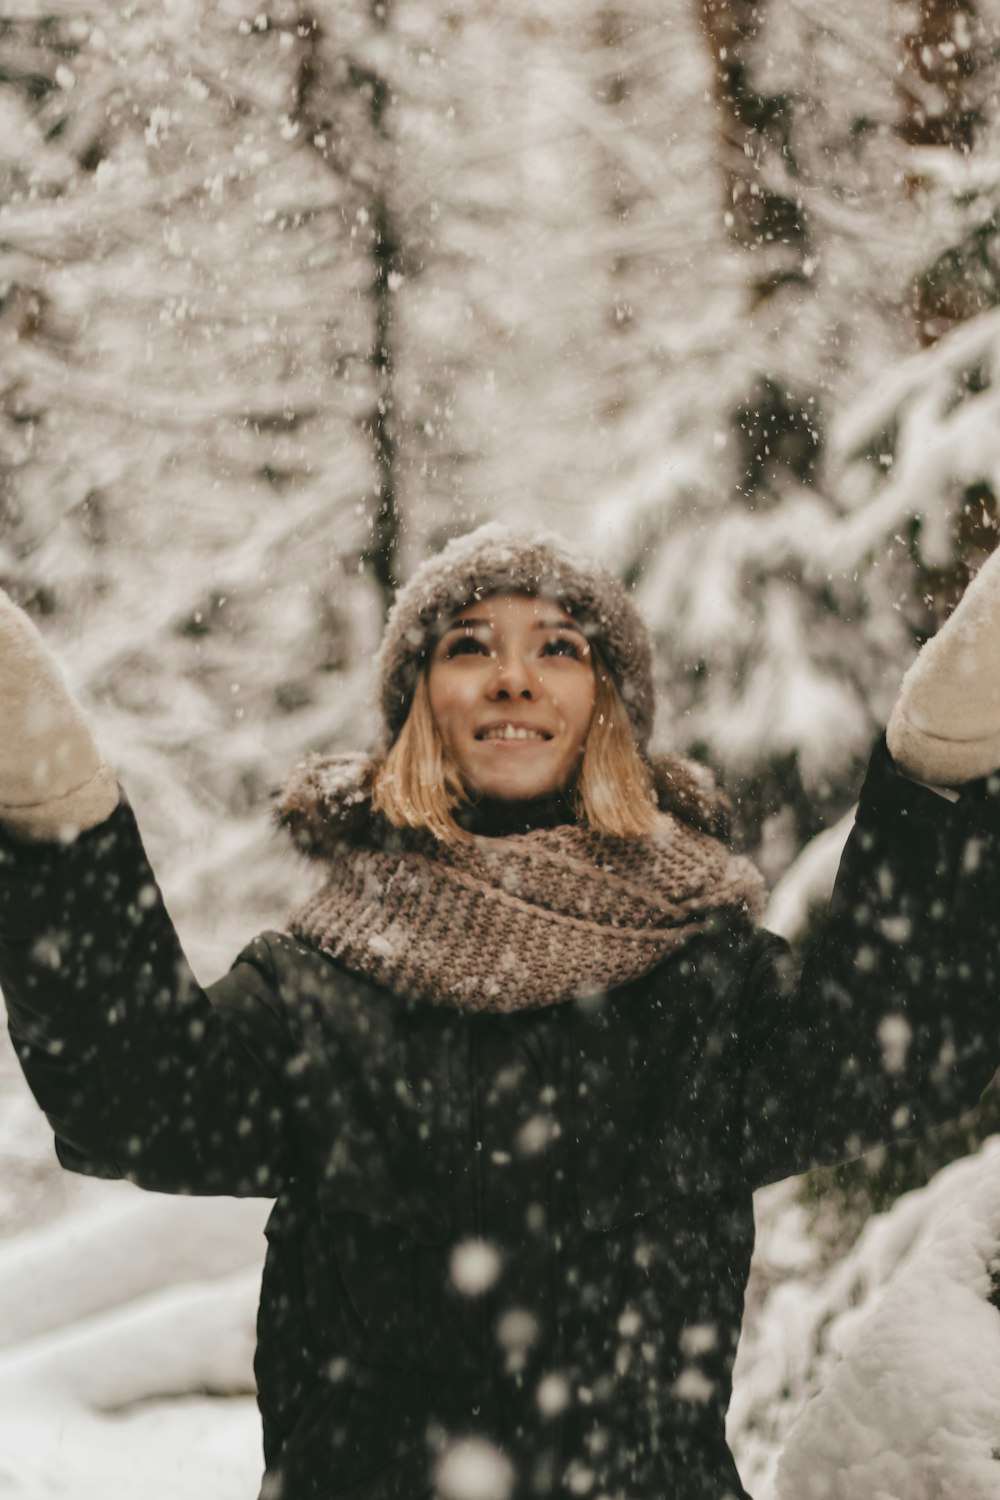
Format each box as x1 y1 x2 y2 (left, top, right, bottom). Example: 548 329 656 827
475 723 553 743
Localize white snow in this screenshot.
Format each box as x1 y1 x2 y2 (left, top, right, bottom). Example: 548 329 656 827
449 1238 503 1297
0 1185 267 1500
731 1142 1000 1500
5 0 1000 1496
775 1141 1000 1500
764 807 856 942
535 1372 571 1417
0 1396 261 1500
0 1193 268 1349
435 1437 515 1500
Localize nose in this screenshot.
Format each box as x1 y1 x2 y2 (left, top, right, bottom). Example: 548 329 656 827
488 649 537 701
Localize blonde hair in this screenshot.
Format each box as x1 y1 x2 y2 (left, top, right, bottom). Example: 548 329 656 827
371 656 656 843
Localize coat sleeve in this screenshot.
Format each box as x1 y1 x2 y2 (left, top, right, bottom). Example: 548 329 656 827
0 798 296 1196
739 737 1000 1189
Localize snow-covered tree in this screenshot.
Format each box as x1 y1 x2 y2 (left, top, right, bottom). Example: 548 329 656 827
6 3 1000 1494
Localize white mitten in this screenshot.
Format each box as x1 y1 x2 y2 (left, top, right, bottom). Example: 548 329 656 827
0 590 117 841
887 547 1000 784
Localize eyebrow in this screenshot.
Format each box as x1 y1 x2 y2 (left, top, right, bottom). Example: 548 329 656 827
442 615 585 634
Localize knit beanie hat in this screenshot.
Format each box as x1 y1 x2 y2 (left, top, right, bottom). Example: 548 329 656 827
376 522 656 750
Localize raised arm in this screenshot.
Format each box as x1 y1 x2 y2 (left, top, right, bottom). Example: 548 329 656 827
739 542 1000 1187
739 739 1000 1187
0 591 294 1196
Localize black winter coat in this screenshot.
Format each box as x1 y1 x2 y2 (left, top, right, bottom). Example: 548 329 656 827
3 740 1000 1500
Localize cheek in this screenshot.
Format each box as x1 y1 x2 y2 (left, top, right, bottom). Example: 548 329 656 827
427 689 452 743
427 673 471 743
552 677 596 748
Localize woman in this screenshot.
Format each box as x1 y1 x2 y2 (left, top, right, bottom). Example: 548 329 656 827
1 522 1000 1500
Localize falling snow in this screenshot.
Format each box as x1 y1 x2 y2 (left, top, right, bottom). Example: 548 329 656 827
5 0 1000 1496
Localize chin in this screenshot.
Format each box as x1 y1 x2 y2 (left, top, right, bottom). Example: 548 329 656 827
460 748 574 804
474 775 564 802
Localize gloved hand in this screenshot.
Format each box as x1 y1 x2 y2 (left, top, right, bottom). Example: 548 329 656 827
0 590 117 840
887 547 1000 785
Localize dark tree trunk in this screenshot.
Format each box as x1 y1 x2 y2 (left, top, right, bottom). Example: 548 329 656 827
290 4 401 612
697 0 808 301
898 0 988 347
895 2 999 623
897 0 980 151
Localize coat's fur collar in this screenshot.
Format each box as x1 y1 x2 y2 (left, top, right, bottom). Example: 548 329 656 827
276 751 733 860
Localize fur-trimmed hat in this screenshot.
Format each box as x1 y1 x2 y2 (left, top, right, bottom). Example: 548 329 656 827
376 522 656 750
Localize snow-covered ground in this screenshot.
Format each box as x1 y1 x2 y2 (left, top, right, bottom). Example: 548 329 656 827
5 3 1000 1495
0 1050 268 1500
0 1395 261 1500
0 1196 267 1498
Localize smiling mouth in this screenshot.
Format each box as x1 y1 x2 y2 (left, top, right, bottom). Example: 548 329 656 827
476 725 552 742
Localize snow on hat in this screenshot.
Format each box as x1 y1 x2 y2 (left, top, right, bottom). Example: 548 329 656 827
376 522 656 750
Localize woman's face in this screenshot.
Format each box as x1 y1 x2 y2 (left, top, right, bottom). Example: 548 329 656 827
427 592 596 802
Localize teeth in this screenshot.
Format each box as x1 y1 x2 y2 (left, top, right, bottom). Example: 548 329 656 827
480 725 546 741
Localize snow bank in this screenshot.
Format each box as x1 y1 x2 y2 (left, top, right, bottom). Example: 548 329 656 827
0 1394 262 1500
0 1192 268 1348
731 1140 1000 1500
0 1190 268 1499
774 1140 1000 1500
0 1267 260 1412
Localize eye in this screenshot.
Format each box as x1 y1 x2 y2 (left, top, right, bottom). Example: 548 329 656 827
541 636 585 660
445 634 490 659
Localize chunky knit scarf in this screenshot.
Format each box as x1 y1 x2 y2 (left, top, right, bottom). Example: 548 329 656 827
277 754 765 1013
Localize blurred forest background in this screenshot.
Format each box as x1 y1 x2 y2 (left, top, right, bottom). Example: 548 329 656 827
4 1 1000 1496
